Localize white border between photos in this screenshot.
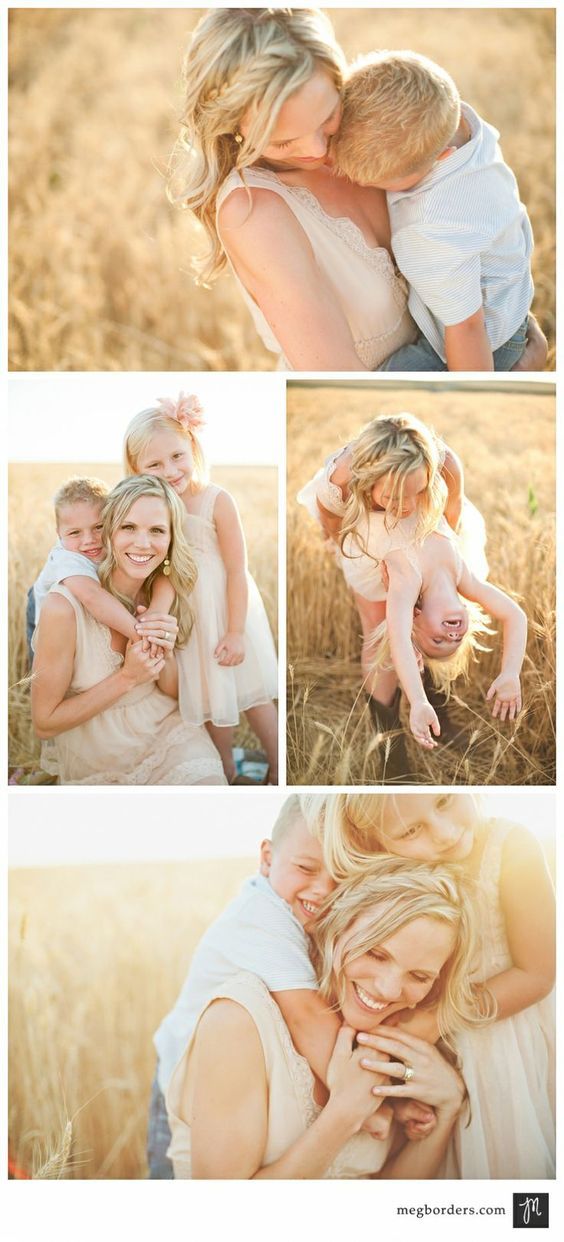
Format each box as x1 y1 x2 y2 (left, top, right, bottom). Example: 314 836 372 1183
2 0 563 1239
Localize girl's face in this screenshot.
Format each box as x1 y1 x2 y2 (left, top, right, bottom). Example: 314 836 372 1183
246 67 342 168
371 466 428 517
412 598 469 658
136 429 194 497
112 496 171 582
339 915 454 1031
379 793 477 863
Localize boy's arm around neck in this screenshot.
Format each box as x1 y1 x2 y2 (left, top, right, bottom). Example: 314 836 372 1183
271 989 341 1087
62 575 138 641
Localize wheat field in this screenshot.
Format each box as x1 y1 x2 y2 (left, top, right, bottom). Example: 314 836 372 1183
287 382 555 786
8 858 252 1179
9 7 555 371
8 463 277 776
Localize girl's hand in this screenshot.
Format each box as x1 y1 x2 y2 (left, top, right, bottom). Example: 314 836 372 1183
409 700 440 749
486 674 522 721
214 632 245 667
356 1028 465 1118
122 640 165 687
134 608 179 659
392 1099 437 1142
361 1104 394 1141
326 1025 390 1132
382 1005 441 1045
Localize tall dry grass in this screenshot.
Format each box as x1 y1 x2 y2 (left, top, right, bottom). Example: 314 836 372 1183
8 463 277 774
287 382 555 785
9 8 555 371
9 858 251 1178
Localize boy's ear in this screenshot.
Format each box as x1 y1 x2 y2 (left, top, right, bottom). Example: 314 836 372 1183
259 839 272 876
436 146 456 163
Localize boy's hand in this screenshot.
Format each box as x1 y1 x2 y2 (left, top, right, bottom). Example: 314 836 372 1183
382 1005 440 1044
361 1103 394 1140
214 632 245 666
486 674 522 721
409 700 440 749
392 1099 437 1142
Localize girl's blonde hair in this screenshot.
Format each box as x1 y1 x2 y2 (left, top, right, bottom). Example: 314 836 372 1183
339 413 447 563
123 404 208 494
168 7 346 284
301 792 483 882
310 856 494 1047
98 476 198 646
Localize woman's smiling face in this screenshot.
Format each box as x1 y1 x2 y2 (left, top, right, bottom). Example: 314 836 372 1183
339 915 455 1031
245 67 342 168
112 495 171 581
136 429 194 497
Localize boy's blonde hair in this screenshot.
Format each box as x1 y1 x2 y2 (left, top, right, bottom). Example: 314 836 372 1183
123 405 207 493
333 50 460 186
98 476 198 647
340 413 447 562
310 856 494 1047
168 7 346 284
271 795 308 850
53 477 109 526
302 792 483 882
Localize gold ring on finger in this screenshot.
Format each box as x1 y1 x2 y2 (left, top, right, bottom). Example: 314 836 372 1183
402 1063 414 1083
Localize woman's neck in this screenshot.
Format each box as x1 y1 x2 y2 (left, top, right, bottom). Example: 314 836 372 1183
110 567 143 605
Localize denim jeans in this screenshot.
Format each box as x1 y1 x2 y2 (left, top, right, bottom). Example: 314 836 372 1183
26 586 36 668
379 315 529 372
147 1071 174 1179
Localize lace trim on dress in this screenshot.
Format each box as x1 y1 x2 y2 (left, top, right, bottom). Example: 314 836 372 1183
72 721 224 786
244 975 321 1129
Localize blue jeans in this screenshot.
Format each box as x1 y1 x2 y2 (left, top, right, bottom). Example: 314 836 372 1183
379 315 529 371
26 586 36 668
147 1071 174 1179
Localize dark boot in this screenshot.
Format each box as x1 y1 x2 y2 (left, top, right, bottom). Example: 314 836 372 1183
366 689 414 784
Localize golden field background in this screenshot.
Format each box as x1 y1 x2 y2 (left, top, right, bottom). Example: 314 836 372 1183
9 858 251 1178
9 7 555 371
287 382 555 786
8 463 277 775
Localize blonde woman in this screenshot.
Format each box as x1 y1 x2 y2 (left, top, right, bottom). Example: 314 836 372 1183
165 858 485 1179
31 476 226 785
170 8 546 372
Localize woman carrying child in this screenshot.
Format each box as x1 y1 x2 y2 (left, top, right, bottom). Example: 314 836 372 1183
123 394 278 783
32 476 226 785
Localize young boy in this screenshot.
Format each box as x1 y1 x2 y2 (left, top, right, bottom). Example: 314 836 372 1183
28 476 174 659
331 51 534 372
149 796 395 1178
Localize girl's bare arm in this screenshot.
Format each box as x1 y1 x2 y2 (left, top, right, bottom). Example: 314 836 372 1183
440 445 465 531
220 189 368 372
385 556 440 747
487 826 555 1017
213 489 249 665
457 564 527 718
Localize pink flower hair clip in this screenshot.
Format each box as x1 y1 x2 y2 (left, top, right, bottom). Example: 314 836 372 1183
156 392 206 432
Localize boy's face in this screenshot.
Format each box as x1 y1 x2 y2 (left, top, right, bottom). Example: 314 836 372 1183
260 816 335 929
57 500 105 562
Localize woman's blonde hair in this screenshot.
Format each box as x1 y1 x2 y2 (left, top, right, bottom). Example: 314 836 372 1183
301 792 483 882
339 413 447 563
98 476 198 646
310 856 494 1047
168 7 346 284
123 406 207 493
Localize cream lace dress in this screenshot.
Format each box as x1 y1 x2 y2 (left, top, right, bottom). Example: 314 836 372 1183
38 586 226 785
442 820 555 1179
298 445 489 601
178 485 278 728
216 167 417 369
166 971 391 1179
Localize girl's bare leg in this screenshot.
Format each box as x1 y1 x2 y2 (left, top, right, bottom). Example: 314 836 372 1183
353 594 398 704
205 722 236 783
244 702 279 783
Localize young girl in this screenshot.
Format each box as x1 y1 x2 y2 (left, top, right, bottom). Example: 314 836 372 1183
304 792 555 1179
297 413 489 757
123 395 278 783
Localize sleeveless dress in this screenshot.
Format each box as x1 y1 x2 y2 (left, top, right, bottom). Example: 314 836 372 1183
177 484 278 728
442 820 555 1179
216 167 417 370
298 445 489 601
38 586 226 785
166 971 391 1179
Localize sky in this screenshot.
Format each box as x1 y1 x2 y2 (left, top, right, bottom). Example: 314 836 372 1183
8 787 555 867
8 372 283 464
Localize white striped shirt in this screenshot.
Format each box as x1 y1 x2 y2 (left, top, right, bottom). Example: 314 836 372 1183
33 542 99 621
387 103 534 359
153 874 317 1094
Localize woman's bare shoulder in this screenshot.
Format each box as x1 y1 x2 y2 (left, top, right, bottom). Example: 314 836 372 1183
39 590 76 624
219 185 313 271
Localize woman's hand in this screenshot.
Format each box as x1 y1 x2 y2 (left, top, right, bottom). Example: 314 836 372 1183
326 1025 391 1133
134 608 178 658
122 640 166 687
486 673 522 721
357 1028 465 1120
409 700 440 749
214 631 245 667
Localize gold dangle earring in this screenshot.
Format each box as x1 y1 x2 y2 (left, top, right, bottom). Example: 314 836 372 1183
233 132 244 144
163 556 171 577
